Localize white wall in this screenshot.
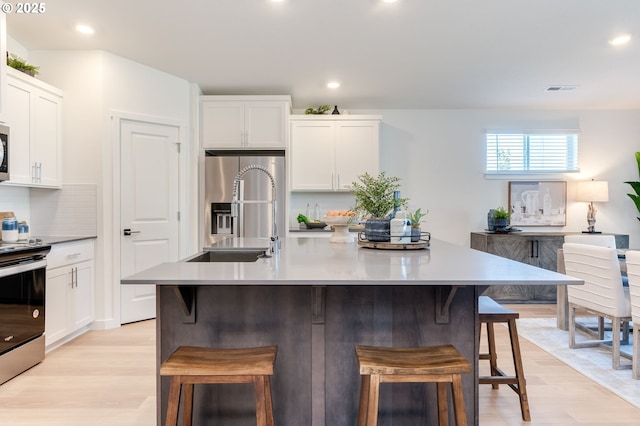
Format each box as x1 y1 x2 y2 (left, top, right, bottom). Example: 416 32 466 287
28 49 194 328
372 109 640 246
290 109 640 247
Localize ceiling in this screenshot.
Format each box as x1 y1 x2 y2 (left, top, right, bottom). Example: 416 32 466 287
5 0 640 110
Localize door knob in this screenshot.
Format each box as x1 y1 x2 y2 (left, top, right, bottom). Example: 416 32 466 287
123 228 141 236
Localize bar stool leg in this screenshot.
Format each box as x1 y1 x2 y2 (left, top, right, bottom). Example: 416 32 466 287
436 382 449 426
486 322 499 390
365 374 381 426
165 377 181 426
451 374 468 426
357 375 371 426
253 376 268 426
508 318 531 421
265 376 274 426
182 382 194 426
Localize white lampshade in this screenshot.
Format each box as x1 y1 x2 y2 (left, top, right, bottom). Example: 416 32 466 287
576 180 609 202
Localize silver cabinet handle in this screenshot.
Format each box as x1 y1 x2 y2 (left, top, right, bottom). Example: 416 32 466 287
123 228 141 236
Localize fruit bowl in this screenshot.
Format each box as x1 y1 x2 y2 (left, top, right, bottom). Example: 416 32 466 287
323 215 355 226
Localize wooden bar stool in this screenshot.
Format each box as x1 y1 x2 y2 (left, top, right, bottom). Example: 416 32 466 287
355 344 471 426
478 296 531 421
160 345 277 426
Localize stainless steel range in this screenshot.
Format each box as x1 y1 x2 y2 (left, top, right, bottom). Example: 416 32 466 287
0 241 51 385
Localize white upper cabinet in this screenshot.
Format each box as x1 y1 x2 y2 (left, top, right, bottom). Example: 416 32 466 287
289 115 381 191
200 96 291 149
5 67 62 187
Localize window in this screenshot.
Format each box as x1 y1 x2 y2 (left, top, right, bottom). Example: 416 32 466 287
485 132 578 174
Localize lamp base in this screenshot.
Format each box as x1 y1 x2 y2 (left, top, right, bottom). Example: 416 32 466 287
582 230 602 234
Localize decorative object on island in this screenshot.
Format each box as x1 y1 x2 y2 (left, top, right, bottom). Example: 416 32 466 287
407 208 428 242
576 179 609 233
6 53 39 77
304 104 331 115
323 210 357 243
351 172 408 242
331 105 340 115
390 210 411 243
492 206 511 232
508 181 567 226
624 151 640 222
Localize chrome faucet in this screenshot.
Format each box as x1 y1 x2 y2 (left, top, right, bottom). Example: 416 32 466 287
231 164 279 255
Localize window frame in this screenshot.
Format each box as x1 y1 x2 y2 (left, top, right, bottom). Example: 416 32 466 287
485 130 579 175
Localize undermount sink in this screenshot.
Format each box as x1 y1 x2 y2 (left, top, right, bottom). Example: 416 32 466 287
186 250 266 263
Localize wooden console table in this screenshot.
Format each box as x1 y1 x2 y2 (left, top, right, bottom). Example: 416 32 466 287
470 232 628 303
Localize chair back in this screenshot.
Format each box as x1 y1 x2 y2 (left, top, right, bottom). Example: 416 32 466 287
562 242 630 317
625 250 640 324
564 234 616 247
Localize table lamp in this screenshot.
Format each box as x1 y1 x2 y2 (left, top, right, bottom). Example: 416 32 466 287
576 180 609 233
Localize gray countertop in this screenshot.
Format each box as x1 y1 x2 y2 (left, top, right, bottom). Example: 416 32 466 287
37 235 97 245
121 237 581 287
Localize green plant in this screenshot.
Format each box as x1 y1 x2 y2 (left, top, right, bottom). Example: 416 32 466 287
304 105 331 115
624 151 640 222
351 172 408 218
407 208 428 228
492 206 510 219
6 54 39 76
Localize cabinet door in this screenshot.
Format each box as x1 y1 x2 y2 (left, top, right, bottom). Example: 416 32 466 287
5 76 34 185
483 236 535 301
45 267 72 346
72 260 95 330
290 121 335 190
245 101 287 148
33 89 62 187
201 101 244 148
334 121 379 190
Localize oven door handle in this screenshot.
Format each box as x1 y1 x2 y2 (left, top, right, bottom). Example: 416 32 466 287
0 259 47 279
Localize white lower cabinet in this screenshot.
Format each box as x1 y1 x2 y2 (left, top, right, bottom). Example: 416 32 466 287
45 239 95 347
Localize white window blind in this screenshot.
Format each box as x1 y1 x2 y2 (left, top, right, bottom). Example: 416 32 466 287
486 132 578 174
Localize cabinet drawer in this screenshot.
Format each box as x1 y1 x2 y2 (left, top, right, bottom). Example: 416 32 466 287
46 240 94 269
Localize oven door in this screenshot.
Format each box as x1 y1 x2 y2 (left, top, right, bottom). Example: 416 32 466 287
0 259 46 355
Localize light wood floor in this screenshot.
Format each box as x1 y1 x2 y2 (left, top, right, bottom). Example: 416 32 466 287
0 305 639 425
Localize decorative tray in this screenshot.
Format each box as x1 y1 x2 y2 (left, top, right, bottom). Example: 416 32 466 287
357 232 430 250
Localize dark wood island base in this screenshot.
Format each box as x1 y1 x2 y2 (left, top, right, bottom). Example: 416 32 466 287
156 284 481 426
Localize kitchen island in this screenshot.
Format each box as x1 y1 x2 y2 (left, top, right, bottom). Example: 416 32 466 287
121 237 581 426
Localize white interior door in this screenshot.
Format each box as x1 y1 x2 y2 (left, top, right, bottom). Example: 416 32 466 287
120 119 180 324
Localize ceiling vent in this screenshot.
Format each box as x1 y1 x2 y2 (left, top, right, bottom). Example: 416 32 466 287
546 85 578 92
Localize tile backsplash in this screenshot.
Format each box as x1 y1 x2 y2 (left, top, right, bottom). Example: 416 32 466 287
30 184 97 236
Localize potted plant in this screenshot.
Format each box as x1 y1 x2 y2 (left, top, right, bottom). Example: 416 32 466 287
624 151 640 222
407 208 428 242
492 206 510 231
7 54 39 77
351 172 407 241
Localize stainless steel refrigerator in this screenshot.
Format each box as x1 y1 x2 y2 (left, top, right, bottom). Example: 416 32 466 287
203 150 286 246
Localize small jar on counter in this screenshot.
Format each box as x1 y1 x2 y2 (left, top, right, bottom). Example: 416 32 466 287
18 222 29 241
2 217 18 242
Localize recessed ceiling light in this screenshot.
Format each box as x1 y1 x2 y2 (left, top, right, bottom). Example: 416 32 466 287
327 81 340 89
383 0 399 3
609 34 631 46
75 24 95 35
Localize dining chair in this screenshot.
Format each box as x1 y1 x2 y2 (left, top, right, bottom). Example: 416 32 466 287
562 242 632 370
624 250 640 379
559 235 619 335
